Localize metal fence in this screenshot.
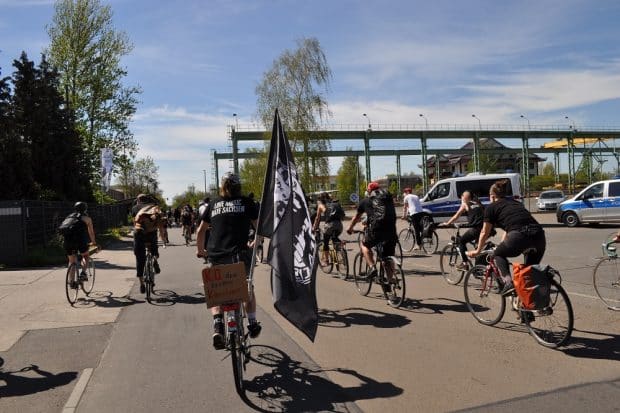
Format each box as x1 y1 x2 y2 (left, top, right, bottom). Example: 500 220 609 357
0 200 133 265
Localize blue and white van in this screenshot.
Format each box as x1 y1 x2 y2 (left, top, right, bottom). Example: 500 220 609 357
556 179 620 227
421 173 522 219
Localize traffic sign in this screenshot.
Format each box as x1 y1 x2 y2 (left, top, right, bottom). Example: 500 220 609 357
350 193 359 203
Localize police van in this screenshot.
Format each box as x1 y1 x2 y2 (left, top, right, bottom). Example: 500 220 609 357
421 173 522 219
556 179 620 227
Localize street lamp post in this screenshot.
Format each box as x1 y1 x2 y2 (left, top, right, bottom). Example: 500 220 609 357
419 113 428 129
232 113 239 130
564 115 575 130
520 114 531 130
471 114 482 130
471 115 482 172
202 169 207 194
362 113 371 130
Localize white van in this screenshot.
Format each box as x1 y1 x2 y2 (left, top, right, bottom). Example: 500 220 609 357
421 173 522 219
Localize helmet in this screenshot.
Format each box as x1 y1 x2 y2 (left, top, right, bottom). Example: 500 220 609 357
221 172 241 186
367 182 380 192
74 202 87 213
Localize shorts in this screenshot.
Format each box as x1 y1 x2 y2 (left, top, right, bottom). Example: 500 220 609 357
206 249 252 280
323 221 343 251
363 230 396 258
63 237 88 255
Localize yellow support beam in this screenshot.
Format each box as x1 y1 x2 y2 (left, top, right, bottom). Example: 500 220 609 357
542 137 610 149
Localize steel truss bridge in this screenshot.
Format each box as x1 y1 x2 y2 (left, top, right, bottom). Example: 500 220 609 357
212 126 620 195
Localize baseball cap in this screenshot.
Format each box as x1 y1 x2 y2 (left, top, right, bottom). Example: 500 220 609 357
367 182 380 192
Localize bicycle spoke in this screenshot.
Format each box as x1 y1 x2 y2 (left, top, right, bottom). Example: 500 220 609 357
463 265 505 325
593 257 620 311
523 281 574 348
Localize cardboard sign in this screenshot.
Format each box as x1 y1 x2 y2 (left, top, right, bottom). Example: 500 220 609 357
202 262 249 308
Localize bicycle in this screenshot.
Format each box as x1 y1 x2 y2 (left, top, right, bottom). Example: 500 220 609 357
316 230 349 279
143 242 157 303
351 231 406 307
463 248 573 348
65 246 97 305
592 234 620 311
438 224 495 285
398 215 439 254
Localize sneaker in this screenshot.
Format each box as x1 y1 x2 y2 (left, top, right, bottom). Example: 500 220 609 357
140 281 146 294
247 320 262 339
153 260 161 274
456 262 469 271
78 271 88 282
500 281 515 296
213 320 225 350
366 268 378 279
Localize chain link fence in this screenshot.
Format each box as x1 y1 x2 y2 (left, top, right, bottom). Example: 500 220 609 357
0 200 133 265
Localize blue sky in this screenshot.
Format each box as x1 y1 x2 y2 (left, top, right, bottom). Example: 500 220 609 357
2 0 620 200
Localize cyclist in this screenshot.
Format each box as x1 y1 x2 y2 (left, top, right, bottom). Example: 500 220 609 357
132 194 165 294
181 204 194 241
467 179 546 295
196 172 262 350
439 190 484 270
402 187 424 250
313 192 345 266
347 182 398 289
62 202 97 287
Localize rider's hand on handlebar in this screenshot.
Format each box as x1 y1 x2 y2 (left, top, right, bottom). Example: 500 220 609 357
466 250 478 258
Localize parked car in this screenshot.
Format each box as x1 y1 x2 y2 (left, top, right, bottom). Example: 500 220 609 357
557 179 620 227
536 190 565 211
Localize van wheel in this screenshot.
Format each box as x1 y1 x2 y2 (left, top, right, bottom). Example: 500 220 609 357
562 212 579 227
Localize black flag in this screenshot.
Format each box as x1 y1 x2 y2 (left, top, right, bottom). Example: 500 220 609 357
257 109 318 341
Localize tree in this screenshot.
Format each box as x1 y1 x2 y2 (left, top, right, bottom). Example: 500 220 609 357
118 156 160 198
239 147 268 199
255 37 332 189
336 154 363 204
542 162 555 176
172 186 207 209
46 0 141 189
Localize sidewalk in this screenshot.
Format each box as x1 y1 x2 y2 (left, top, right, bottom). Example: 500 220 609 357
0 238 137 351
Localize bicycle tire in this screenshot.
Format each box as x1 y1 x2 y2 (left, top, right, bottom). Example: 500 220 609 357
395 240 403 265
592 257 620 311
421 230 439 255
439 244 465 285
230 310 245 395
65 263 79 305
463 265 506 326
336 247 349 280
144 256 153 303
383 258 406 308
354 255 373 296
317 242 334 274
522 279 574 348
398 228 415 252
81 257 96 295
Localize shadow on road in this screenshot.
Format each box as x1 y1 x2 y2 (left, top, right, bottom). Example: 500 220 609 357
73 291 145 308
94 260 134 271
318 307 410 328
99 239 133 251
400 297 471 314
0 363 77 398
562 328 620 361
138 289 205 306
241 345 403 412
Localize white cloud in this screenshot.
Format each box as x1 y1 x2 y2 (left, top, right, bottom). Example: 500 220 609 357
0 0 54 5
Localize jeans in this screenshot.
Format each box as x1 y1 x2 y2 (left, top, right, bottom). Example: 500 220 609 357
493 228 546 281
134 230 158 278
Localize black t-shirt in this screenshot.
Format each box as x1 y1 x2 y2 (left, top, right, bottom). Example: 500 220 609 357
202 195 259 259
484 198 538 232
357 196 396 235
467 203 484 229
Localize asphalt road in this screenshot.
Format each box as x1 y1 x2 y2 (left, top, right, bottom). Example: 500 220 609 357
1 219 619 413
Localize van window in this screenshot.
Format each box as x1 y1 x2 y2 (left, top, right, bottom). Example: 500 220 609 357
427 182 450 201
582 183 604 199
456 179 513 198
609 182 620 197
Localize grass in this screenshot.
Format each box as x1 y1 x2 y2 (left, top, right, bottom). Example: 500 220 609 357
9 226 132 268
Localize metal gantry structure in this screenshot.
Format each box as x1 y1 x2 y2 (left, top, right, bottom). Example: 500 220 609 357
213 125 620 195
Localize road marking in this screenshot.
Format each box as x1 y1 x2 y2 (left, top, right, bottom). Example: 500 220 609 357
567 291 620 303
62 367 93 413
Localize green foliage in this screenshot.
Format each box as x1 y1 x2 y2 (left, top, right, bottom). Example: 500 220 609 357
239 147 268 199
117 156 161 198
388 180 399 196
336 154 363 205
541 162 555 176
47 0 141 193
255 37 332 189
172 186 208 209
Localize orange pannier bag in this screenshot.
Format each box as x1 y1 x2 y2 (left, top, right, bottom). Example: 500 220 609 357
512 263 552 310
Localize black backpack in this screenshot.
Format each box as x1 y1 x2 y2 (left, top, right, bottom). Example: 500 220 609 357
58 212 86 239
368 189 396 229
327 200 345 221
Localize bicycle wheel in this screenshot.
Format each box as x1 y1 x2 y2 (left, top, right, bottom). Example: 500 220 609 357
421 230 439 254
335 247 349 280
398 228 415 252
383 258 406 308
317 242 334 274
440 244 465 285
354 256 373 296
81 257 96 295
395 240 403 266
65 263 79 305
522 279 574 348
230 310 245 395
144 256 153 303
593 257 620 310
463 265 506 326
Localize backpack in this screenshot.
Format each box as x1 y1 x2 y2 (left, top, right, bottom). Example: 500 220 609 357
58 212 86 239
512 263 552 310
327 201 345 221
135 204 162 233
421 217 435 238
367 189 396 230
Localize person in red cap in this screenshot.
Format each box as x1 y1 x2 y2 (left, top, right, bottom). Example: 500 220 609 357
347 182 398 288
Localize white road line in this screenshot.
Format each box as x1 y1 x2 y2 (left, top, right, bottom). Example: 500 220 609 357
567 291 620 303
62 367 93 413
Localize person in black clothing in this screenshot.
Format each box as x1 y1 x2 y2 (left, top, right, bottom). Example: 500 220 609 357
467 179 546 294
313 192 344 266
440 191 484 270
196 172 261 350
132 194 165 293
